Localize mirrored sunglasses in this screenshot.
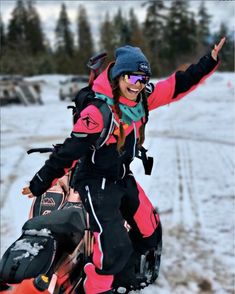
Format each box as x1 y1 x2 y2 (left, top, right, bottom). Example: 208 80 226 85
122 74 150 85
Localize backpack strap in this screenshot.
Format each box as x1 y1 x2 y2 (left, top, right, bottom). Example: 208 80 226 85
69 86 95 124
135 145 154 175
88 99 115 149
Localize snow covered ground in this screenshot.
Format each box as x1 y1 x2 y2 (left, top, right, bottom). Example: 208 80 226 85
1 72 234 294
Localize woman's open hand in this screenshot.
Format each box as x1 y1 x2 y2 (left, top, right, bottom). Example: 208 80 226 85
22 186 34 198
211 37 226 61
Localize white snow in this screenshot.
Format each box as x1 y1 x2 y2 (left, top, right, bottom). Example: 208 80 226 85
24 228 51 237
1 72 234 293
11 239 44 260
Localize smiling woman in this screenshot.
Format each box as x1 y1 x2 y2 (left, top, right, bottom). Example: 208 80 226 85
18 30 225 293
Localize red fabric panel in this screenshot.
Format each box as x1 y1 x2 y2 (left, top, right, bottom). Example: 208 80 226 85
72 105 104 134
148 73 176 110
92 232 103 270
134 183 160 238
83 263 113 294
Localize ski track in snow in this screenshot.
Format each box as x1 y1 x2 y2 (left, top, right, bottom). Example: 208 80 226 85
1 73 235 294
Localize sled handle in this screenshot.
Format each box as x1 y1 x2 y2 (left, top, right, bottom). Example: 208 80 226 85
27 148 54 154
27 144 63 155
87 52 107 86
87 52 107 71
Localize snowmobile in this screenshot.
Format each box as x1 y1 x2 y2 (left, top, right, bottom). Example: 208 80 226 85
0 147 162 294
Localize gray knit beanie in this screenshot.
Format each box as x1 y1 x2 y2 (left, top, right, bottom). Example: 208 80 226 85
111 45 151 79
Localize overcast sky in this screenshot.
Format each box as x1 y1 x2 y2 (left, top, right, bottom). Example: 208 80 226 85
1 0 235 49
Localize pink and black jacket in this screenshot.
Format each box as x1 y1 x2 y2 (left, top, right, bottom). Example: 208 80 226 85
29 53 219 196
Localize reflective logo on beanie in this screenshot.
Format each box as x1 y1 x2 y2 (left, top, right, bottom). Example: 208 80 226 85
138 62 150 74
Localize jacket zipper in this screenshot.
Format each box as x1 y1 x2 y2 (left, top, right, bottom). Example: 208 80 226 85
133 122 137 160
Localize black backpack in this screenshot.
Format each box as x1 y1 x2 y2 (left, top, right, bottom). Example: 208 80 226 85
66 52 115 150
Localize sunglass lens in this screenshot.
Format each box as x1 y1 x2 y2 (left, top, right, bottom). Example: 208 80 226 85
124 74 149 85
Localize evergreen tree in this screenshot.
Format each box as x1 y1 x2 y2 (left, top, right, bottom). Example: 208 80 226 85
77 5 94 73
55 3 74 57
112 9 130 47
197 1 211 48
99 12 116 63
128 8 144 48
213 23 234 71
164 0 197 70
4 0 33 74
25 0 45 54
7 0 28 47
0 15 6 50
188 11 198 59
36 52 55 74
1 0 54 75
143 0 167 76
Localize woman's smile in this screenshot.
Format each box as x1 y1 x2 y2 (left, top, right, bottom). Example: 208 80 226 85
119 79 145 101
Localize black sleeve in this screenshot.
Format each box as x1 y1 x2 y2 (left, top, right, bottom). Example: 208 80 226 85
29 133 99 196
173 53 219 98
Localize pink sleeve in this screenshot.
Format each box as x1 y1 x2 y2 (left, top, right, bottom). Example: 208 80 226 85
148 61 220 111
148 73 176 111
72 105 104 134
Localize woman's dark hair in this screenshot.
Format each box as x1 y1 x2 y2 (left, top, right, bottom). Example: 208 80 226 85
111 78 149 152
111 78 125 152
138 90 149 146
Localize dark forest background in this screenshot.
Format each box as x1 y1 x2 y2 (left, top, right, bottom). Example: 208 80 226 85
0 0 234 77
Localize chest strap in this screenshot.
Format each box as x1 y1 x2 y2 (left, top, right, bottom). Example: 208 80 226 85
135 146 153 175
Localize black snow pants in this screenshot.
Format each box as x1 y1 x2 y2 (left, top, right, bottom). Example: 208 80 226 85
76 174 162 276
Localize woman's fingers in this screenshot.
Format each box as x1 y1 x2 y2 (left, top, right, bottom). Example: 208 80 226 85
211 37 226 61
22 187 34 198
216 37 226 52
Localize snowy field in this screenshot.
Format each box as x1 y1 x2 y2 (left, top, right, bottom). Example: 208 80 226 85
1 72 235 294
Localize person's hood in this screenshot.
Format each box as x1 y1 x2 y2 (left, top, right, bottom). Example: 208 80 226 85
92 63 138 107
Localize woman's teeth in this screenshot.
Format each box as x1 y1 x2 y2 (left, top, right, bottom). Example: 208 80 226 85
127 88 139 94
